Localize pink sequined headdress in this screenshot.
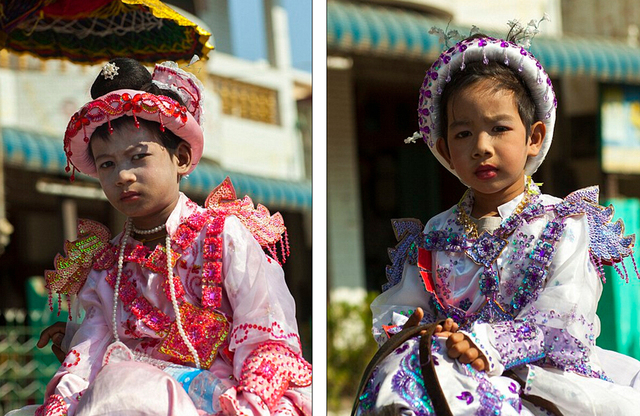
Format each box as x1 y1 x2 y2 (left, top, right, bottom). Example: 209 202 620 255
410 18 556 178
64 61 205 179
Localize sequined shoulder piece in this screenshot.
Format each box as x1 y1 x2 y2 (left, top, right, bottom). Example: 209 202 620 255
383 218 424 292
558 186 636 280
205 177 289 264
45 219 112 317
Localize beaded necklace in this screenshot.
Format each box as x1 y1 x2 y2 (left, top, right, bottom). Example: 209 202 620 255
456 177 536 239
112 219 202 369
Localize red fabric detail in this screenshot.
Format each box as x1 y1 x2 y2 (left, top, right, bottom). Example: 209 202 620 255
43 0 114 19
239 342 312 411
35 394 68 416
382 325 398 339
417 247 435 293
158 302 230 369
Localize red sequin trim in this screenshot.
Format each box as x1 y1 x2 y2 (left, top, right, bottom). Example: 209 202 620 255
230 321 302 349
158 302 230 369
202 216 225 309
106 268 172 335
35 394 68 416
239 342 312 411
61 349 81 368
143 245 181 276
205 177 290 265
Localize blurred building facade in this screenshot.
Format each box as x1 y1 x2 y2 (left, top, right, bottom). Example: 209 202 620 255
327 0 640 301
0 0 312 345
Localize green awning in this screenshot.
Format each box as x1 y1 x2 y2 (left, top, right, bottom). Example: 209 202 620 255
1 127 311 211
328 1 640 83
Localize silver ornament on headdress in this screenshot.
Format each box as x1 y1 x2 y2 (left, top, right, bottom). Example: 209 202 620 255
101 62 119 80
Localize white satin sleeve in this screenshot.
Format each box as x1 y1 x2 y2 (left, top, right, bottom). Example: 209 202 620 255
370 260 437 346
221 216 301 374
38 272 113 415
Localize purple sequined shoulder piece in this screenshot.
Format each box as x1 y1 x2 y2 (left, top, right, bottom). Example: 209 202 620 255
384 219 424 291
557 187 637 281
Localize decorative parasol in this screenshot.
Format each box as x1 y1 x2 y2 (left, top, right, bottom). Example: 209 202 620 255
0 0 213 64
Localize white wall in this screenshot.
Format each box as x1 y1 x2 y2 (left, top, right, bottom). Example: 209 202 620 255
413 0 563 35
0 53 309 183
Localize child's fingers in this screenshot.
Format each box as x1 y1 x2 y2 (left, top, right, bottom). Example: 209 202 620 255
450 321 459 332
37 323 64 348
52 332 64 347
471 358 486 372
36 333 49 348
458 347 480 364
434 324 443 333
403 307 424 329
52 344 66 364
442 318 455 332
445 333 468 358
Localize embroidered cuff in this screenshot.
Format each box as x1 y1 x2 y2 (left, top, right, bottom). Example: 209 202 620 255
35 394 69 416
461 323 503 376
238 341 312 411
485 321 545 372
543 327 592 374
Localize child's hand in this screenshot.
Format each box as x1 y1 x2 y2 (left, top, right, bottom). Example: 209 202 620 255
433 317 458 337
444 332 488 371
403 307 424 329
37 321 67 363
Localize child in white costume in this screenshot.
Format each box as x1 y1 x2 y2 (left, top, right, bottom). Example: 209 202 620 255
9 58 311 416
356 26 640 416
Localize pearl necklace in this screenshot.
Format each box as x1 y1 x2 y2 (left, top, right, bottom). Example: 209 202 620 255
132 223 165 235
112 219 202 369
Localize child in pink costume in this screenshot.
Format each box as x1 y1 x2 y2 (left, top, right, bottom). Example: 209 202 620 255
33 58 311 416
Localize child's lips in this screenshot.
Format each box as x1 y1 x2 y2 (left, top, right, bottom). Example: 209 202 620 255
475 165 497 180
120 191 140 202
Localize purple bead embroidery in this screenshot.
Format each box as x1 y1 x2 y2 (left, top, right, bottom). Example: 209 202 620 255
456 391 474 405
391 342 435 415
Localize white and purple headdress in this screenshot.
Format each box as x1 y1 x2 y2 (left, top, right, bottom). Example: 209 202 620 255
410 19 557 178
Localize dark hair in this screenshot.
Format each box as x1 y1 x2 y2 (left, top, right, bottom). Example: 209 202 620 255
439 36 537 142
89 57 184 155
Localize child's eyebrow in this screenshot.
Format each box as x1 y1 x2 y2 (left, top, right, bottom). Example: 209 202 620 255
484 114 517 122
93 145 148 161
449 114 516 129
449 119 471 129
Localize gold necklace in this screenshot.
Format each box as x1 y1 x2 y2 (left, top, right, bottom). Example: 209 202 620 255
137 233 167 244
456 177 536 239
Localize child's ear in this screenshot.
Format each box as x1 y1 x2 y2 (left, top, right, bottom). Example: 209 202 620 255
175 142 193 176
436 137 454 170
527 121 546 157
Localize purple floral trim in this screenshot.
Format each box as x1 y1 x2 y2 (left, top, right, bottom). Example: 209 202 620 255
492 321 545 370
358 366 380 412
391 342 435 416
464 363 522 416
384 219 424 291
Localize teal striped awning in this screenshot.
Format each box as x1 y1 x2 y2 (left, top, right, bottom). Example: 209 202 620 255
328 1 640 83
1 127 311 211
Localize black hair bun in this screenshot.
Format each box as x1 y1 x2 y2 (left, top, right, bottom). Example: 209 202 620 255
90 57 184 106
90 58 152 99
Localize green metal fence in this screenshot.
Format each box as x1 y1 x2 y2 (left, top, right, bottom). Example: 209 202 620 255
1 276 66 414
0 324 58 413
